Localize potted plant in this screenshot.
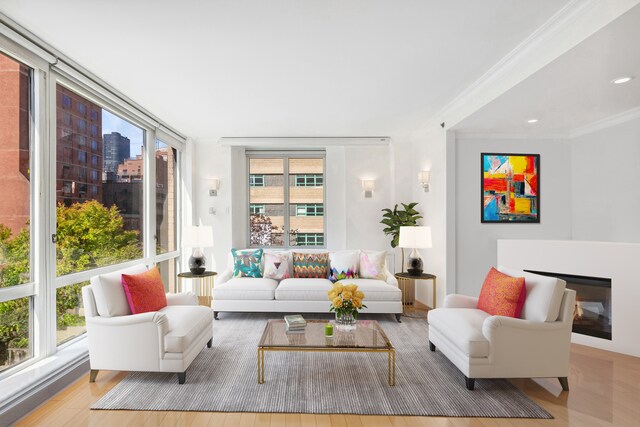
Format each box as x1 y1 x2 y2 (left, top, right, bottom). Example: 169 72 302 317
380 202 423 269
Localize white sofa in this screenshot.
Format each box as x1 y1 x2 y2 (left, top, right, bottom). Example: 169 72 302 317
427 266 576 391
213 249 403 321
82 264 214 384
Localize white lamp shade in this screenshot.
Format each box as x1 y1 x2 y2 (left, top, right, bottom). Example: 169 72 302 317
362 179 376 191
419 170 431 184
182 225 214 248
398 226 432 249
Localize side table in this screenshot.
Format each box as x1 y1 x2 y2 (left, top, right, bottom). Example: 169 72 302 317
395 272 437 318
177 271 217 307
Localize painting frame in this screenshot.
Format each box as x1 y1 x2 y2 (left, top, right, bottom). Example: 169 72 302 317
481 152 540 223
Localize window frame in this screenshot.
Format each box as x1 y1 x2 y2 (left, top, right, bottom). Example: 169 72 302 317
246 151 326 249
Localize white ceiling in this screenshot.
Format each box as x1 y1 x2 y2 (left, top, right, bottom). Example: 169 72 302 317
453 4 640 135
0 0 572 139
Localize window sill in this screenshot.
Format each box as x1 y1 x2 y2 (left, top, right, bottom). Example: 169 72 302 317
0 337 89 416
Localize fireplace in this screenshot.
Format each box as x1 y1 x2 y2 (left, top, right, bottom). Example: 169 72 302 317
525 270 612 340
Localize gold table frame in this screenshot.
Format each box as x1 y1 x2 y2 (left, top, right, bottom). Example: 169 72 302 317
257 320 396 386
395 272 437 319
177 271 217 307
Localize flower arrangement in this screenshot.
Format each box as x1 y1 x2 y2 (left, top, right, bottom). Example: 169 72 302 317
328 283 367 322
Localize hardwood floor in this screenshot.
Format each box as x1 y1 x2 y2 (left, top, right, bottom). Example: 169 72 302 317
14 343 640 427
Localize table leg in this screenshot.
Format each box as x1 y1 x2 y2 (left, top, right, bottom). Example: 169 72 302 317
388 349 396 386
257 348 265 384
432 277 437 309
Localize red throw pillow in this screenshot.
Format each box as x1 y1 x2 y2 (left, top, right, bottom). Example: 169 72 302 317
121 267 167 314
477 267 526 318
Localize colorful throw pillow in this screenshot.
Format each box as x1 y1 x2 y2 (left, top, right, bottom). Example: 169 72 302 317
359 250 386 280
329 251 359 283
263 252 290 280
477 267 526 318
121 267 167 314
232 248 264 278
293 252 329 279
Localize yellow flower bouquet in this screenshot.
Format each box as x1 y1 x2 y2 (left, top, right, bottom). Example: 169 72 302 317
328 283 367 328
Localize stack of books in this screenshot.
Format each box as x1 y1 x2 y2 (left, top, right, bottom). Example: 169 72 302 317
284 314 307 334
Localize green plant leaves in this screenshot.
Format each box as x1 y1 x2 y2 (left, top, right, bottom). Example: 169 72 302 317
380 202 424 248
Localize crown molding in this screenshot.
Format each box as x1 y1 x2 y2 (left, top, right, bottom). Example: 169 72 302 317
570 107 640 138
214 136 390 147
454 131 569 141
426 0 640 132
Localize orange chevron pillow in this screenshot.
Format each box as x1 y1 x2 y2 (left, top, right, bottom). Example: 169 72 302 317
121 267 167 314
477 267 526 318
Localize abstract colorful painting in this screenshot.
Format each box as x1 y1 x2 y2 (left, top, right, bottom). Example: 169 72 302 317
481 153 540 223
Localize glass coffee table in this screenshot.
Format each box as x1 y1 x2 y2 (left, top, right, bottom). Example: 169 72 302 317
257 319 396 386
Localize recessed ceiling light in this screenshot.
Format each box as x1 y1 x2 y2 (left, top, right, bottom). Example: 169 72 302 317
527 119 539 124
611 76 634 84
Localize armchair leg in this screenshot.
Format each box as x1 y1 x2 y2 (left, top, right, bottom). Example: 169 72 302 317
558 377 569 391
89 369 99 383
207 337 213 348
429 341 436 352
214 311 219 320
465 376 475 390
395 313 402 323
178 371 186 384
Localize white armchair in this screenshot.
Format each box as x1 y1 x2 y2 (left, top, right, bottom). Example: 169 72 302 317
82 264 214 384
428 266 576 391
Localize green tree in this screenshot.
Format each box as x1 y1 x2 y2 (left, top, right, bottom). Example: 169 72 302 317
0 201 143 367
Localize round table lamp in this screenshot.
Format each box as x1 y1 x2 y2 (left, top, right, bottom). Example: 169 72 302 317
398 226 432 276
182 225 214 274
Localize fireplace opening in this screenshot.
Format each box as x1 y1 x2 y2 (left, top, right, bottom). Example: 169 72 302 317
524 270 612 340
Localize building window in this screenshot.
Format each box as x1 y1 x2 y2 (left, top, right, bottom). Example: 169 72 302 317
77 102 86 116
248 154 325 248
90 109 99 121
296 233 324 246
91 154 98 166
78 167 86 180
77 119 86 132
294 174 323 187
62 111 71 126
61 94 71 109
294 203 324 216
90 169 98 180
78 150 86 163
250 204 265 214
90 139 98 151
249 174 264 187
91 124 98 136
155 140 177 255
77 135 86 146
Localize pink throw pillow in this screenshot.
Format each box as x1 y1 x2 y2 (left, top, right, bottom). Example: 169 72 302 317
121 267 167 314
477 267 526 318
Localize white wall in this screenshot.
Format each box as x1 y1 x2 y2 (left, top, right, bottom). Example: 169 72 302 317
454 136 572 296
191 140 401 273
571 115 640 243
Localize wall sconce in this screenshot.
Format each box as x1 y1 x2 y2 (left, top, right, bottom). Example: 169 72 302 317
419 170 430 192
208 178 220 197
362 179 376 198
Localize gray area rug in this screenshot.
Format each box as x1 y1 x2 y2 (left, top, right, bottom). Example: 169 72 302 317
92 313 552 418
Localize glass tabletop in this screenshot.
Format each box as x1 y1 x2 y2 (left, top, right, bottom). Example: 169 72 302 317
258 319 393 349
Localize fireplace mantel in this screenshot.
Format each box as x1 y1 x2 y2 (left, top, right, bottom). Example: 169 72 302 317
497 239 640 357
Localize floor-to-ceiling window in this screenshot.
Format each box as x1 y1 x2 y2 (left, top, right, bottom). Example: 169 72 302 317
248 152 325 248
0 52 33 371
0 31 185 378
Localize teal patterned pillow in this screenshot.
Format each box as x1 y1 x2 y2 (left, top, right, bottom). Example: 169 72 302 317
232 248 264 278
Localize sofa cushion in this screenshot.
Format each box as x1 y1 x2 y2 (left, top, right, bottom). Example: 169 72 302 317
213 278 278 300
477 267 526 318
90 264 148 317
275 278 334 301
293 252 329 278
498 266 565 322
359 250 386 280
121 266 168 314
232 248 264 278
263 252 291 280
428 308 491 357
329 250 359 283
335 279 402 302
161 305 213 353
